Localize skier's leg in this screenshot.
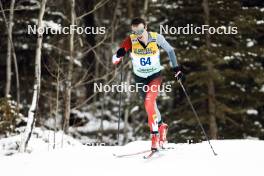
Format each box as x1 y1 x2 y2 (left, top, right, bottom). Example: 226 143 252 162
144 77 161 150
154 102 162 125
144 77 162 133
153 95 168 147
134 72 162 150
156 100 168 147
133 74 147 100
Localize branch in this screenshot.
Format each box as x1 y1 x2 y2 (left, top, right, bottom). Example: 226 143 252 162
77 0 110 20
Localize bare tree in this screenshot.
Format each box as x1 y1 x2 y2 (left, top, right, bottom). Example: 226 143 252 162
53 57 61 149
202 0 218 139
123 63 132 144
20 0 47 152
0 0 20 116
63 0 75 133
5 0 15 98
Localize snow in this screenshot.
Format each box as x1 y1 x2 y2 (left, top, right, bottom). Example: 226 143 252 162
224 55 234 60
16 2 40 11
65 56 82 67
254 121 262 128
165 3 179 9
0 139 264 176
246 41 254 47
246 39 255 48
194 37 200 41
248 52 257 57
31 19 62 31
179 129 189 133
230 81 246 92
43 20 62 31
65 109 128 141
260 85 264 93
0 128 82 156
234 52 241 56
256 20 264 25
21 44 29 49
211 43 218 47
247 109 258 115
71 109 94 120
73 120 124 133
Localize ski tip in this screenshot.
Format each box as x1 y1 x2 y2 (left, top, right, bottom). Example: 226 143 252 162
113 153 121 157
113 153 122 158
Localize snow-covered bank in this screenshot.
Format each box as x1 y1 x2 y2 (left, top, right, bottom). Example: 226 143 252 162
0 128 82 156
0 139 264 176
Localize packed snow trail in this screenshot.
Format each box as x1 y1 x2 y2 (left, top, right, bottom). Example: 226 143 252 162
1 140 264 176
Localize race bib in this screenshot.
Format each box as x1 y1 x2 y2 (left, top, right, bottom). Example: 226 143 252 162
130 32 162 78
131 52 161 78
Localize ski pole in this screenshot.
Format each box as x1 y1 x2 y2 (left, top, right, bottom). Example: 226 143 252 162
178 80 217 156
117 58 123 145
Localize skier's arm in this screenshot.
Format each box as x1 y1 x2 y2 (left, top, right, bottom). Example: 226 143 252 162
157 34 184 81
156 34 178 68
112 37 132 65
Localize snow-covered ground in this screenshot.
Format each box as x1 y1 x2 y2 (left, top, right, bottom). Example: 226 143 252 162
0 128 82 156
1 134 264 176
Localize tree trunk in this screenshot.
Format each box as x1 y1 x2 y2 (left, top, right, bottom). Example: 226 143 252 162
202 0 218 139
1 0 20 117
63 0 75 133
127 0 133 18
79 0 96 100
5 0 15 98
207 62 218 139
141 0 149 18
53 57 61 149
20 0 47 152
123 64 132 144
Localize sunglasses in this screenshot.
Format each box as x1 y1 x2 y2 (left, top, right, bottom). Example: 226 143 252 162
131 28 145 35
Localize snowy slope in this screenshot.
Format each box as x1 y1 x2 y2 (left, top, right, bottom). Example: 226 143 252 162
0 139 264 176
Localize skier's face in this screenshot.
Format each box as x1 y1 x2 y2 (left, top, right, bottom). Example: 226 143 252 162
131 23 146 37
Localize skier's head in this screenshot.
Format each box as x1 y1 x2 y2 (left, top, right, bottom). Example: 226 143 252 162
131 17 147 38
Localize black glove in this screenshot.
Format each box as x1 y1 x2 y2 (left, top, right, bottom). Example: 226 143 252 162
173 66 184 81
116 48 126 58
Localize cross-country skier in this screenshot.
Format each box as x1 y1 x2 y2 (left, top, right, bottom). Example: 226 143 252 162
112 17 184 151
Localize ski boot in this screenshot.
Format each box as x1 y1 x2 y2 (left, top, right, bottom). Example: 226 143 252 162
158 123 168 148
151 133 160 151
